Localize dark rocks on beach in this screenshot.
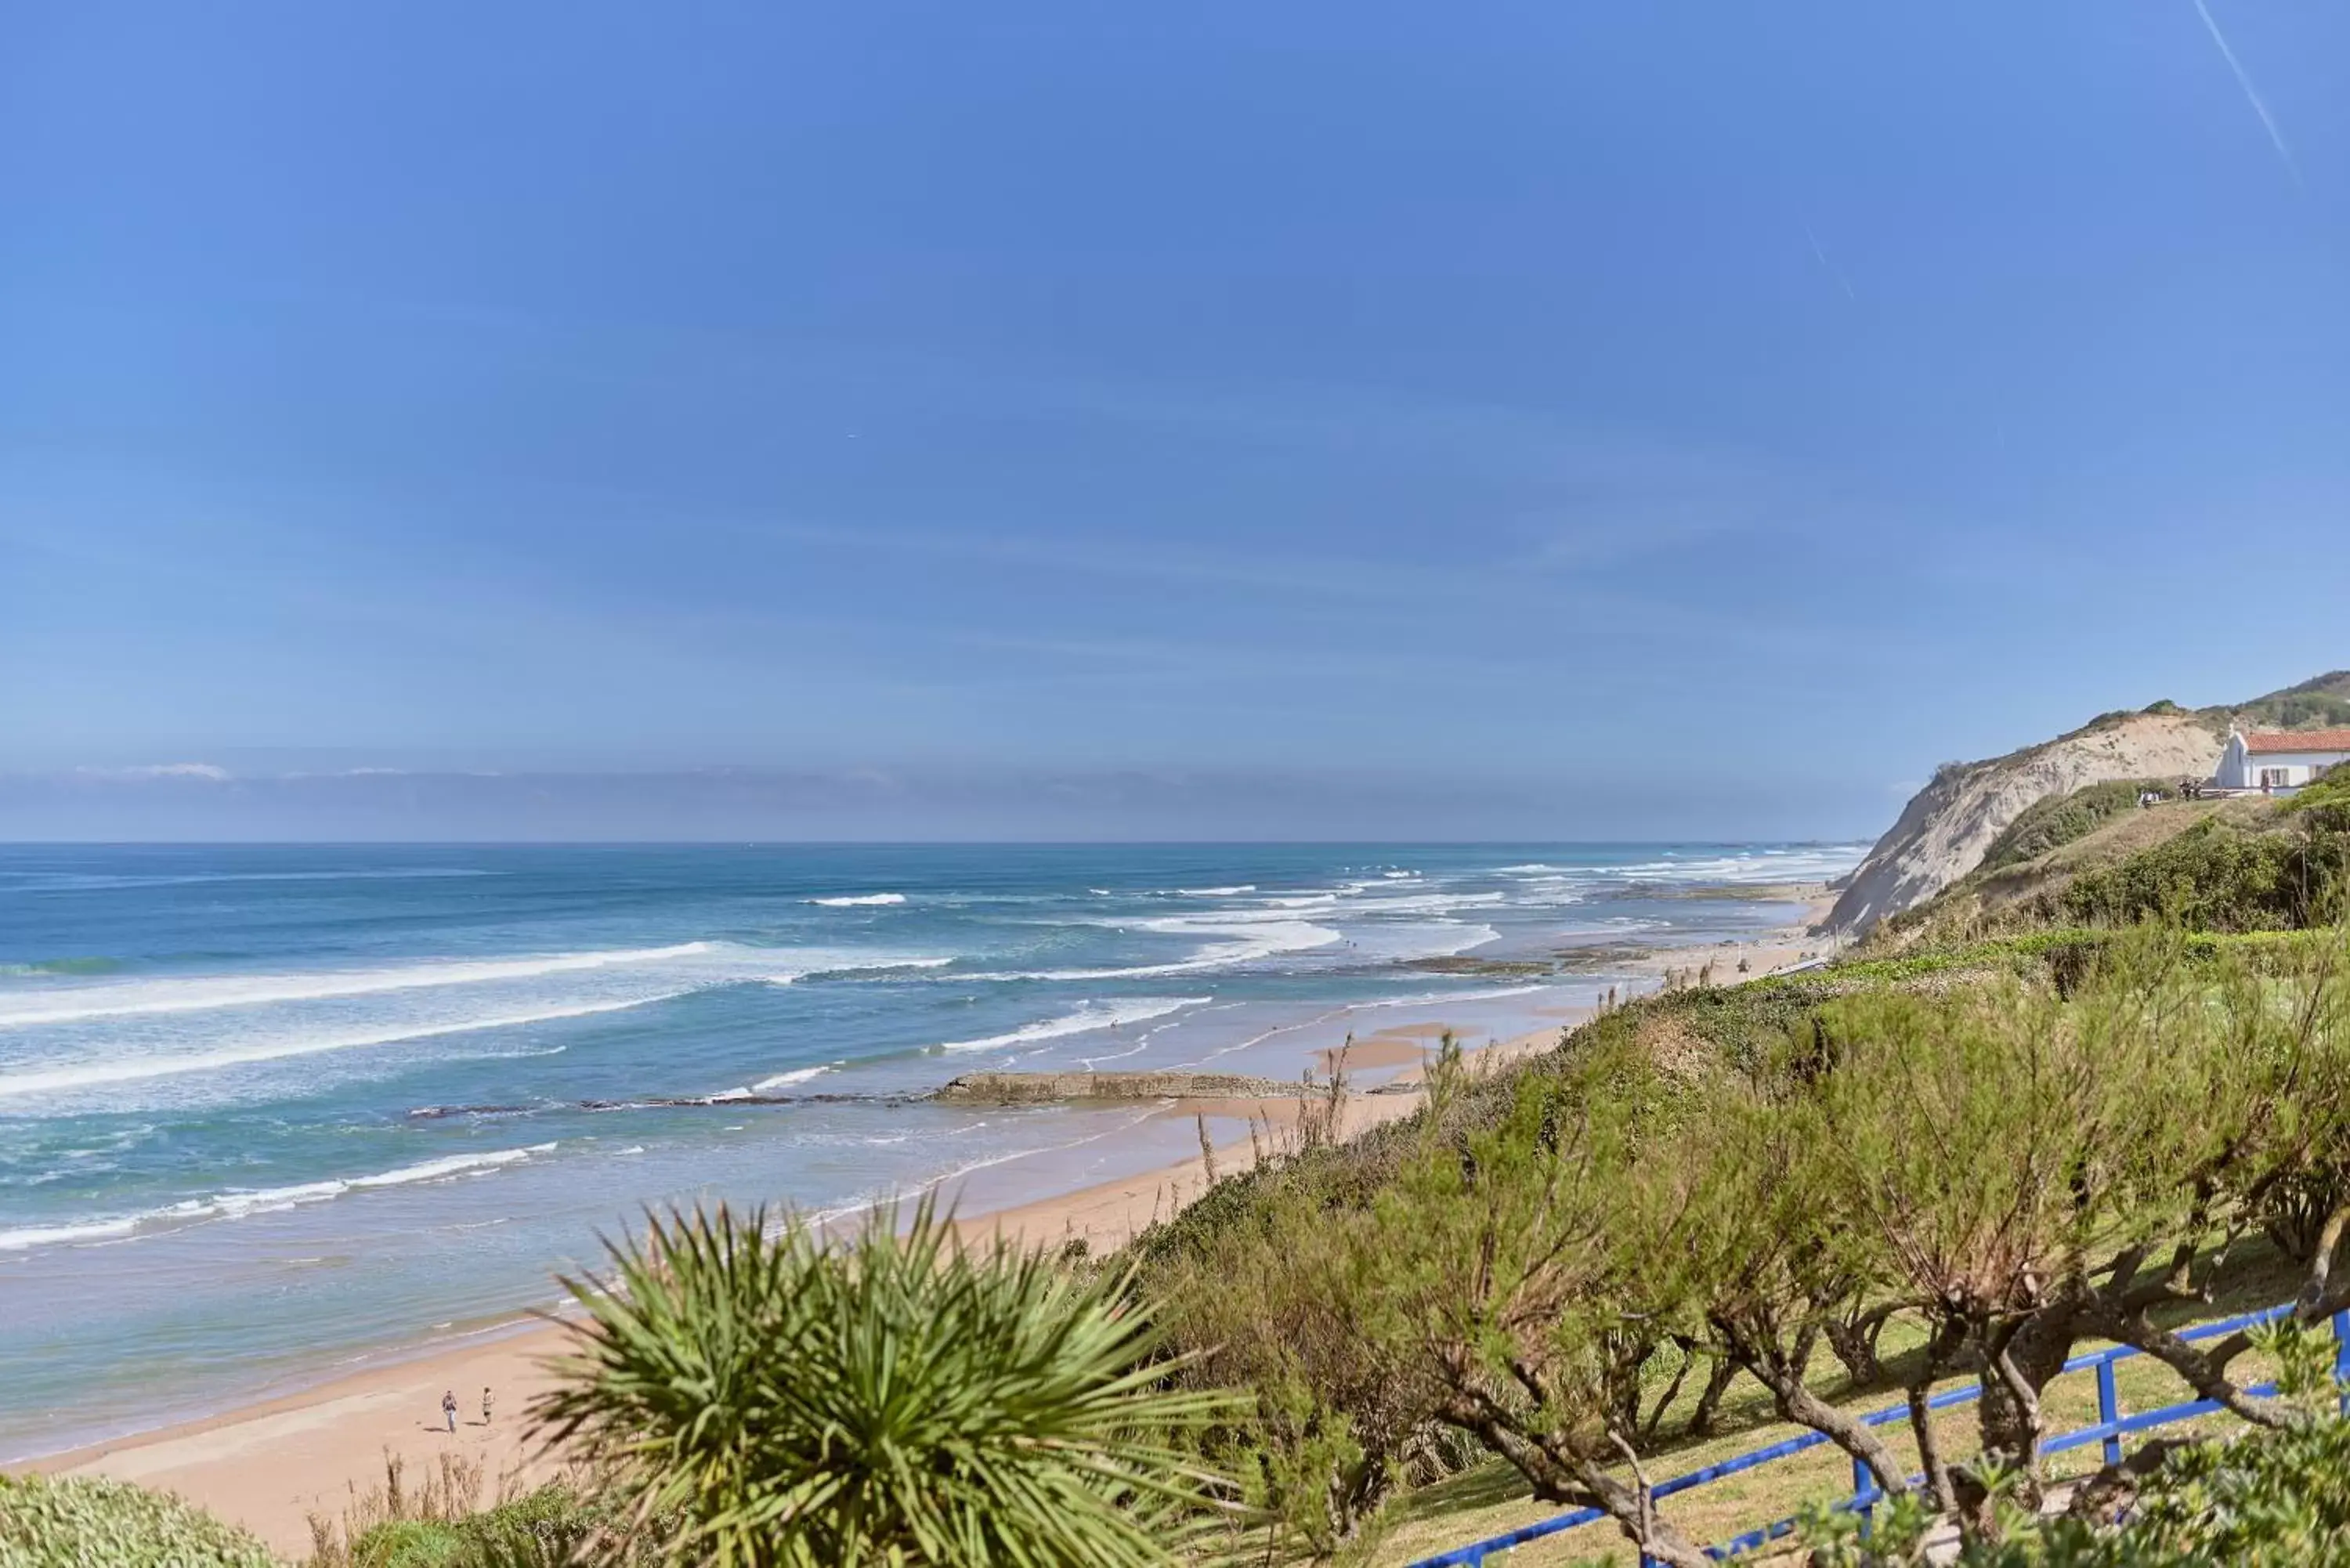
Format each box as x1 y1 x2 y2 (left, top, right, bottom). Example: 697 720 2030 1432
1401 955 1556 977
404 1091 917 1120
408 1074 1298 1122
931 1070 1294 1105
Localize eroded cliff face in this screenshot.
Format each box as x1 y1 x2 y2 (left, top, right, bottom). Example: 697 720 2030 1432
1825 713 2223 934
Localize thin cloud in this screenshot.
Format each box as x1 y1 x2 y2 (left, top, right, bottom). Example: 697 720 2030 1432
1802 224 1857 302
2189 0 2301 187
77 763 234 782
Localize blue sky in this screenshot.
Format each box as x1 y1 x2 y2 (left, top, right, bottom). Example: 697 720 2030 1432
4 2 2346 840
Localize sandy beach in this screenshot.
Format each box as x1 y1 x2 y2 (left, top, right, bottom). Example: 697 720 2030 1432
24 899 1835 1557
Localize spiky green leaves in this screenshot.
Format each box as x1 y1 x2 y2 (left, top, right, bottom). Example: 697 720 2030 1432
532 1195 1232 1567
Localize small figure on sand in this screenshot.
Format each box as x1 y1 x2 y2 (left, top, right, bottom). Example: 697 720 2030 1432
482 1386 494 1425
442 1389 457 1434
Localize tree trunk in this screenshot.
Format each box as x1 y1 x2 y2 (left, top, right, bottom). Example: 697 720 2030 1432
1444 1404 1712 1568
1684 1353 1741 1439
1716 1319 1913 1498
1975 1308 2079 1501
1822 1306 1893 1389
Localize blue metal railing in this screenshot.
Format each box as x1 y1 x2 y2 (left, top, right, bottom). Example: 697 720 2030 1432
1410 1302 2350 1566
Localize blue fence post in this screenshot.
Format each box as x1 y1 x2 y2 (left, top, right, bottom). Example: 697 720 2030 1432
1850 1451 1876 1537
2334 1310 2349 1418
2096 1355 2123 1467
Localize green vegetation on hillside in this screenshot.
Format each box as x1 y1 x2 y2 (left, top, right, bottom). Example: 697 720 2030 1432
1877 761 2350 954
1118 928 2350 1566
2061 812 2350 931
2229 670 2350 732
1978 780 2178 873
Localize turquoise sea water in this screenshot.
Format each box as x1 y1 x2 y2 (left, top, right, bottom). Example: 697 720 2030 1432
0 842 1861 1458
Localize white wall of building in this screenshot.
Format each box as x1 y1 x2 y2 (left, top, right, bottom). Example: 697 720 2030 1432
2217 735 2350 789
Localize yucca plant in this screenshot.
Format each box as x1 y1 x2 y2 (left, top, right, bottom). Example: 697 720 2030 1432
531 1194 1235 1566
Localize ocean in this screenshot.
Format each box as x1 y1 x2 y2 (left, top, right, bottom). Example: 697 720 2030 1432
0 841 1862 1459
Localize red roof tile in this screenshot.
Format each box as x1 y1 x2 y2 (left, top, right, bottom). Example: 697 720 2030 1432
2244 728 2350 755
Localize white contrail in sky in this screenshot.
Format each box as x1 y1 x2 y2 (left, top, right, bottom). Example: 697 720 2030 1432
2189 0 2301 187
1802 224 1857 302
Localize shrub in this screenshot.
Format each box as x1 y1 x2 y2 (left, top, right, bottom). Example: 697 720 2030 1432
533 1194 1235 1566
338 1486 625 1568
2061 817 2332 931
0 1472 278 1568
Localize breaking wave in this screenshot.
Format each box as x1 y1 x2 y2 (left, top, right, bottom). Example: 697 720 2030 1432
0 1143 556 1254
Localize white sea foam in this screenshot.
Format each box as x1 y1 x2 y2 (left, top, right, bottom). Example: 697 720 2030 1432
793 956 953 981
0 995 680 1099
806 1104 1165 1230
1607 845 1871 884
1007 916 1343 982
806 893 907 907
0 1216 143 1252
1176 885 1255 897
752 1061 844 1091
938 996 1210 1053
0 1144 554 1253
0 945 953 1104
0 942 715 1030
1336 891 1507 917
1355 982 1550 1010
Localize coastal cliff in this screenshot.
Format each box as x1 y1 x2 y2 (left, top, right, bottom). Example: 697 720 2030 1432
1826 713 2222 935
1828 671 2350 934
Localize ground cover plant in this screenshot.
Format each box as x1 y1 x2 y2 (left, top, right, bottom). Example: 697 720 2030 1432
304 1452 634 1568
0 1472 277 1568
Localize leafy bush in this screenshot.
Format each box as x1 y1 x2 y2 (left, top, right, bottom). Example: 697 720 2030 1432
2287 769 2350 833
0 1472 278 1568
2063 816 2345 931
533 1194 1234 1566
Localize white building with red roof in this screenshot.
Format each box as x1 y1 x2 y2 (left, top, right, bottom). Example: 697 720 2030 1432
2215 728 2350 793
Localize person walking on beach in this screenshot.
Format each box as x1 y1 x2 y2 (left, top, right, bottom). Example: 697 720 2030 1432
482 1386 494 1426
442 1389 457 1434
